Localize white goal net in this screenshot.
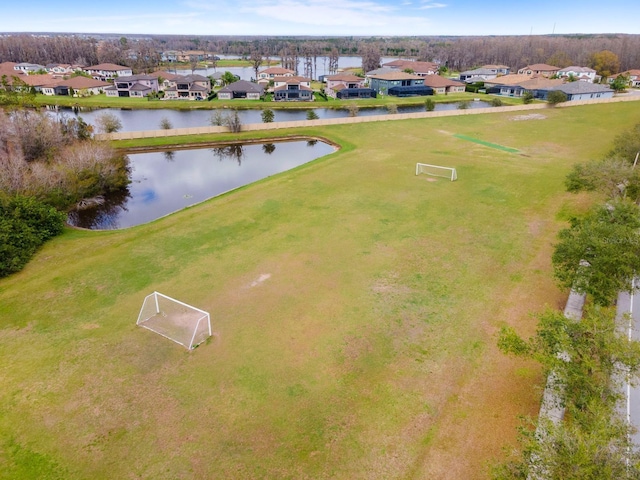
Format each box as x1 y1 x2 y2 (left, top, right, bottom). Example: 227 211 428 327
416 163 457 181
137 291 211 349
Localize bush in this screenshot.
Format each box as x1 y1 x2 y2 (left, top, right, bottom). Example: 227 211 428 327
261 109 274 123
306 110 319 120
490 97 503 107
0 195 66 278
347 103 359 117
159 117 173 129
386 104 398 114
547 90 568 106
457 101 470 110
424 98 435 112
522 91 535 104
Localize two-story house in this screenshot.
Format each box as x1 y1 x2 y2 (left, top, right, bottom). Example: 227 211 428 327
517 64 560 77
163 74 211 100
381 60 439 76
556 66 598 83
84 63 133 82
369 71 431 96
105 74 158 97
257 67 295 86
273 76 313 101
324 73 370 98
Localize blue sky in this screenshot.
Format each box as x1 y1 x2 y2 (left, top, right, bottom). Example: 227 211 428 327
1 0 638 36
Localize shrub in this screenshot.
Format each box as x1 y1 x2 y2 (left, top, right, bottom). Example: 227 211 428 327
95 112 122 133
159 117 173 129
547 90 568 106
261 109 274 123
386 104 398 114
457 101 470 110
425 98 435 112
347 103 359 117
0 195 66 278
306 110 319 120
490 97 503 107
522 91 535 104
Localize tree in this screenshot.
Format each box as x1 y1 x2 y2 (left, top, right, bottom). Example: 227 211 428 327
522 91 534 104
552 199 640 306
425 98 436 112
159 117 173 130
306 110 319 120
611 74 630 93
609 123 640 162
261 109 274 123
546 51 573 68
495 306 640 479
457 100 470 109
347 103 359 117
209 111 225 126
490 97 503 107
221 71 238 86
360 44 381 74
386 103 398 114
565 157 640 202
95 113 122 134
250 50 263 81
225 110 242 133
588 50 621 78
547 90 568 106
262 143 276 155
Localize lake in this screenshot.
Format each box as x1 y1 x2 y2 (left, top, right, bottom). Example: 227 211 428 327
67 139 336 230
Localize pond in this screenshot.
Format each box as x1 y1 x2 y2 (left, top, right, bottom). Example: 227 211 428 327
56 100 493 133
67 139 336 230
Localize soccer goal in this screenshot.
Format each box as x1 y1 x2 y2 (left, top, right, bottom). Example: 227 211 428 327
416 163 458 181
137 291 211 349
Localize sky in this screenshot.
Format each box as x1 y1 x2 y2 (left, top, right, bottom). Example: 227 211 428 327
1 0 639 37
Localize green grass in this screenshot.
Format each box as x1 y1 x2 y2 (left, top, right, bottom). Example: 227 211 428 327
1 103 639 479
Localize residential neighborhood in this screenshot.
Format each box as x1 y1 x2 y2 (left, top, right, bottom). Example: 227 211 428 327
0 51 637 105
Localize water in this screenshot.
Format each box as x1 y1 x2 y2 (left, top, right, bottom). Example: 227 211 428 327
67 139 335 230
55 100 492 133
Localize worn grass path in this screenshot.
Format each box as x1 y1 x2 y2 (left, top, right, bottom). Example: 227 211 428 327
1 102 639 479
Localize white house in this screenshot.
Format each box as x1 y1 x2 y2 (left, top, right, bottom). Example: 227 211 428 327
84 63 133 81
556 66 597 83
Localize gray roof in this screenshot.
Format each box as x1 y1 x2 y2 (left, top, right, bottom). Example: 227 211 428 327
365 67 396 76
218 80 263 94
460 68 499 76
545 82 613 95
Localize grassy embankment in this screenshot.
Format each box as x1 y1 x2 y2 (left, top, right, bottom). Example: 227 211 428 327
1 102 638 479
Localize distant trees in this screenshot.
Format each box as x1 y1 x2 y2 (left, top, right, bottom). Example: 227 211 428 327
360 44 381 74
250 50 263 80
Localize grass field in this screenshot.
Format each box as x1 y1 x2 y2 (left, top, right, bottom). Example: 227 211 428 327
1 103 639 479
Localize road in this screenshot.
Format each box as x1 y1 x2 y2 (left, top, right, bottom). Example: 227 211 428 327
617 281 640 445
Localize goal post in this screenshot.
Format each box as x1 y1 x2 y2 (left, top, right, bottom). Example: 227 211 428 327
416 163 457 181
137 291 211 349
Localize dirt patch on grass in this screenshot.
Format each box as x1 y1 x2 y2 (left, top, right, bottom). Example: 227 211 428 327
511 113 547 121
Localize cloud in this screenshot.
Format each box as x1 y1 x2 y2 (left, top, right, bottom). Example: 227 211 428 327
417 1 447 9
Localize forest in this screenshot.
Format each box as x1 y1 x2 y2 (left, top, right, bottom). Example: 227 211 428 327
0 33 639 74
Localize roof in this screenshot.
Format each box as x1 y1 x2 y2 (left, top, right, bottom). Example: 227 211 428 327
382 59 439 73
365 67 396 76
51 77 110 89
19 74 59 87
149 70 182 80
557 66 596 73
460 68 500 76
129 83 152 92
370 71 423 81
545 82 613 95
85 63 130 72
180 74 209 82
519 64 560 72
218 80 264 94
482 64 510 70
116 74 157 82
517 77 564 90
273 75 311 83
326 73 362 82
259 67 295 75
421 76 465 88
485 74 538 86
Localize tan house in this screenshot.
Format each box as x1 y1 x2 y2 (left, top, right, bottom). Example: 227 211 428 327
163 74 211 100
421 75 466 94
608 69 640 87
273 76 313 101
41 76 109 96
324 73 366 98
257 67 295 86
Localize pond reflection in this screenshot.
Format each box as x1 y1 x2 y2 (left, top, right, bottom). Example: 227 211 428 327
67 139 335 230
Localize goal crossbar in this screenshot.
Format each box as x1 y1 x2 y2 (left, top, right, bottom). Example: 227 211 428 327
416 163 457 181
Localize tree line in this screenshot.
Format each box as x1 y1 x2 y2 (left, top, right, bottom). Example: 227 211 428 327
1 34 639 74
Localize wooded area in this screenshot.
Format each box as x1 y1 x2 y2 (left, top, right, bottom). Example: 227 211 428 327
1 34 639 73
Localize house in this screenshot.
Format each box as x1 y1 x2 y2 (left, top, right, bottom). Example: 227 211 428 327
13 62 46 73
324 73 367 98
517 64 560 77
487 75 564 98
608 70 640 88
163 74 211 100
14 73 59 92
537 82 615 101
217 80 264 100
421 75 466 94
382 60 439 76
41 77 110 96
482 64 510 75
257 67 295 86
273 76 313 101
459 65 510 83
105 74 159 97
556 66 598 83
369 71 430 96
148 70 182 90
84 63 133 82
45 64 78 77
